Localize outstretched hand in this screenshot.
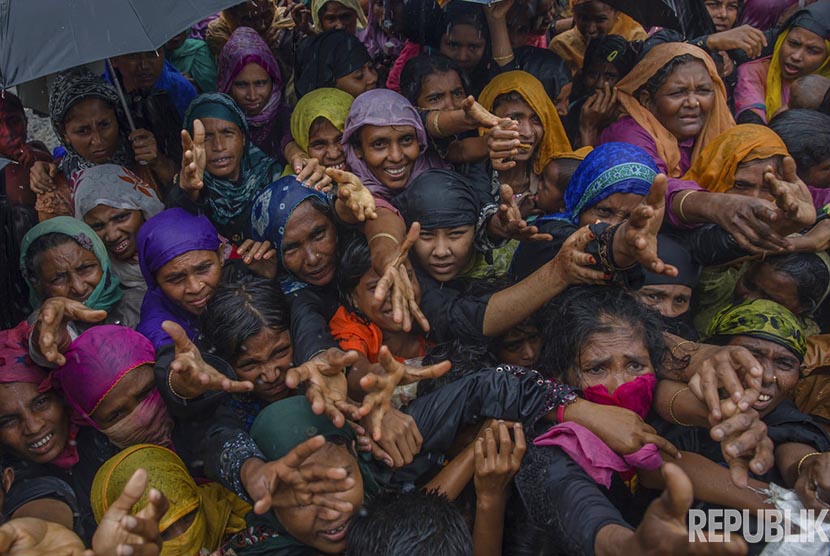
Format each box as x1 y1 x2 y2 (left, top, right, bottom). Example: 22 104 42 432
549 225 608 286
328 167 377 222
36 297 107 366
179 119 206 198
765 156 817 232
461 95 500 129
285 347 362 427
373 223 430 333
619 174 679 277
488 183 553 242
0 518 86 556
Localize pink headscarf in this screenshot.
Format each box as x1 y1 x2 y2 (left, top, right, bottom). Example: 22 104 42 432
217 26 283 151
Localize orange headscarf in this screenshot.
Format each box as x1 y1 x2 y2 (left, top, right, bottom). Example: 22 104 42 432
614 43 735 178
479 71 573 175
682 124 789 193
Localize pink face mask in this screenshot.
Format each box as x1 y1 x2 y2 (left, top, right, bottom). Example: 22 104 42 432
100 390 175 450
581 373 657 420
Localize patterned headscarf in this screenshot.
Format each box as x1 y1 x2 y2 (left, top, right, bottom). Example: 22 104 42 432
706 298 807 360
289 88 354 153
72 164 164 220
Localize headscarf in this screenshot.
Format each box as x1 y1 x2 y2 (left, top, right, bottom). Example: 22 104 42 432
91 444 250 556
48 68 134 178
705 298 807 361
19 217 122 311
358 0 404 59
393 169 480 230
72 164 164 220
311 0 368 32
342 88 449 199
543 142 657 225
682 125 789 193
289 88 354 153
295 30 373 98
0 322 80 469
478 71 572 175
217 27 284 151
613 43 735 178
642 235 700 289
136 208 220 350
766 2 830 119
183 93 282 225
582 34 636 82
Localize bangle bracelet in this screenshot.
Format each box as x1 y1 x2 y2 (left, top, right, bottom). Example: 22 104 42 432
493 53 514 62
670 340 697 358
669 387 693 426
431 110 443 137
677 190 697 223
369 232 400 246
168 370 194 401
797 451 822 475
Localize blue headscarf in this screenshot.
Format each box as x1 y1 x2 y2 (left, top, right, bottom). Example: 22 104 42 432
542 143 658 225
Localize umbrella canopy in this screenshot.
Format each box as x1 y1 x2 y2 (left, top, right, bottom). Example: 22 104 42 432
0 0 241 88
600 0 683 32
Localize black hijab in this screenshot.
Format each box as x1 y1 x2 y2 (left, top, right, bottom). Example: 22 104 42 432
294 30 372 98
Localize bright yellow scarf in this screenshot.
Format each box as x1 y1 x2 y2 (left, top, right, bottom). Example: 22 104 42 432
766 29 830 119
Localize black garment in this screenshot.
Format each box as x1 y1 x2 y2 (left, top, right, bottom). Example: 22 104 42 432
286 284 341 363
3 475 81 536
294 30 373 98
497 46 571 101
416 267 493 344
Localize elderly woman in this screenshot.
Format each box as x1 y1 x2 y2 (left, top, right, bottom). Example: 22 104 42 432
311 0 367 33
217 27 291 159
735 1 830 123
173 93 283 243
295 30 378 99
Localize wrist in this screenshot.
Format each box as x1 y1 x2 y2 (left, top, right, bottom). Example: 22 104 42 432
476 491 508 510
241 457 266 493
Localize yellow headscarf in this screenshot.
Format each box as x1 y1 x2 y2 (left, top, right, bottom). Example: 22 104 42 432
766 29 830 119
311 0 368 32
682 124 789 193
614 42 735 178
91 445 250 556
478 71 573 175
290 87 355 153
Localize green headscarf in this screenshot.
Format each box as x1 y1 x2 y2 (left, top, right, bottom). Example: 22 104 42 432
289 88 353 153
705 299 807 360
19 216 122 312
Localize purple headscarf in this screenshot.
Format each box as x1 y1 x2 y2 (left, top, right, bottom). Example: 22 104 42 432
217 27 284 153
136 208 220 350
342 88 449 200
358 0 404 59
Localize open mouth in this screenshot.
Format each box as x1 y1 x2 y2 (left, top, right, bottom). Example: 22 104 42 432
110 238 131 255
327 162 346 171
782 63 801 77
188 296 211 310
319 519 350 543
29 432 53 452
210 156 234 169
758 393 771 402
384 166 407 179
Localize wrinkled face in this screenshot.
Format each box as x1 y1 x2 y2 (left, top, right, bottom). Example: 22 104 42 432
726 156 781 202
416 71 466 111
492 97 543 163
156 250 223 315
440 24 486 72
111 51 165 92
574 1 618 41
357 124 420 191
90 364 155 430
274 442 364 554
537 161 567 214
583 61 621 92
641 60 716 143
0 105 26 157
352 262 420 332
801 158 830 188
496 324 542 368
231 63 273 117
201 117 245 182
577 192 644 227
0 384 70 465
636 284 693 318
62 98 120 164
735 262 804 315
335 63 378 98
703 0 739 32
234 327 293 403
83 205 145 262
726 336 800 416
573 324 654 393
282 201 338 286
319 1 359 33
779 27 828 82
34 240 103 303
307 117 346 170
228 1 276 34
412 225 476 282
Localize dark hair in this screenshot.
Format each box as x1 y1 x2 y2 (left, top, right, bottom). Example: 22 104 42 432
0 91 25 117
821 87 830 115
400 54 468 106
335 233 372 315
752 252 830 315
547 156 583 192
537 286 666 381
22 233 81 284
639 53 700 98
347 490 472 556
201 272 290 364
492 90 528 113
769 109 830 178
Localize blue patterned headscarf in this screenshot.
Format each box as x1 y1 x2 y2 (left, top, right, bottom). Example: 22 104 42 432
543 142 658 225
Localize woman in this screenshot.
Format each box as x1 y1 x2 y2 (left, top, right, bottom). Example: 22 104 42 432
289 88 354 172
704 0 743 33
311 0 367 33
72 164 164 302
174 93 283 243
549 0 647 75
217 27 291 159
358 0 405 86
294 30 378 99
735 1 830 123
91 444 250 556
435 1 493 95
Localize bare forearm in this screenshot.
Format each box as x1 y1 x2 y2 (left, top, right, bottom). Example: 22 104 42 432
486 13 514 67
595 524 636 556
364 208 406 275
775 442 815 487
653 380 709 427
473 496 507 556
423 443 475 499
446 136 489 164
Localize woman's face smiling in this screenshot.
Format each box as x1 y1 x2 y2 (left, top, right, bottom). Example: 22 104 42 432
282 200 338 286
83 205 145 262
230 63 273 116
0 384 70 465
234 327 294 403
307 117 346 171
156 249 223 315
357 124 420 191
779 27 828 81
62 98 120 164
412 225 476 282
34 240 103 303
492 97 543 164
641 60 715 143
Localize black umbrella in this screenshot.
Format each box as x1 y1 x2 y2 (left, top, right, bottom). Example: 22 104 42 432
602 0 717 37
0 0 242 88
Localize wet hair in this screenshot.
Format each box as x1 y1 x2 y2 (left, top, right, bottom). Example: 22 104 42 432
768 109 830 178
201 272 290 364
537 285 666 382
0 202 36 328
492 90 529 113
22 233 82 284
335 233 372 315
400 54 469 106
347 490 472 556
639 53 700 99
751 252 830 315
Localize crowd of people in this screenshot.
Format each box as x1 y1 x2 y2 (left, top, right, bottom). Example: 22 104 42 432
1 0 830 554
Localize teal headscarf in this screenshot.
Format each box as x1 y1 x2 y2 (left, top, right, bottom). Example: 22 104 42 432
183 93 282 226
19 216 122 312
